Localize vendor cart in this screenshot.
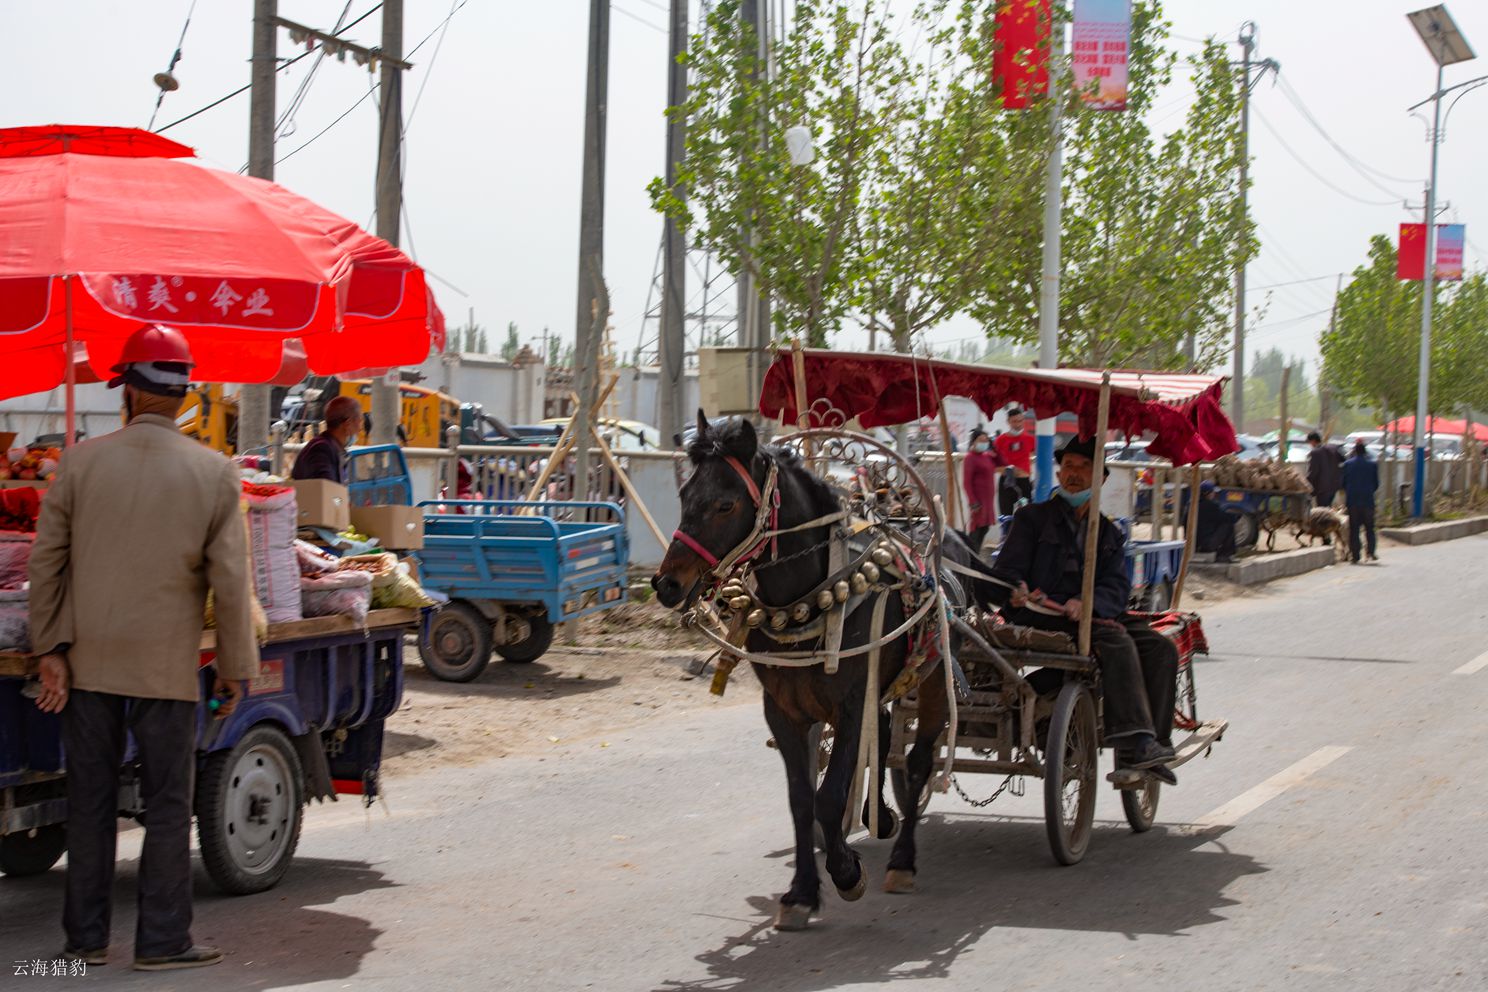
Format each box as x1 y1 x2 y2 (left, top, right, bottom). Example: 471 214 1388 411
0 608 418 893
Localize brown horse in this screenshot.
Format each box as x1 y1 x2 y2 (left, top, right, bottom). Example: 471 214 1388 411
651 414 949 931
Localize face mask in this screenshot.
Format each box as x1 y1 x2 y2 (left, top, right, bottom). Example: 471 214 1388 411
1058 487 1091 508
973 442 989 452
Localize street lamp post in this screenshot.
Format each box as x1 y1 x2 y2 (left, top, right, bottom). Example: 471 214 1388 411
1406 5 1475 519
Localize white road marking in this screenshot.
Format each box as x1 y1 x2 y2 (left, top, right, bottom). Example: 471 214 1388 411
1195 746 1351 829
1453 651 1488 676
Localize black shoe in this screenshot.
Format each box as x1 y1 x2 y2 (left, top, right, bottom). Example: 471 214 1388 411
133 946 222 972
59 947 108 966
1215 554 1234 564
1129 738 1174 769
1147 765 1178 786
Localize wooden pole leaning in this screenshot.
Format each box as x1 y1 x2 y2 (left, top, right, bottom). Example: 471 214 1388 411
1171 463 1203 609
790 339 815 463
590 423 669 551
1077 374 1112 657
521 375 618 507
937 403 960 531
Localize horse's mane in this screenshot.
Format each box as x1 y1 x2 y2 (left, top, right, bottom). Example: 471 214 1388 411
687 418 838 517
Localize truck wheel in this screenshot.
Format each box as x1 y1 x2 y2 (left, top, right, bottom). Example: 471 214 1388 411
0 824 66 877
419 601 494 681
196 725 304 895
495 611 554 663
1232 512 1258 550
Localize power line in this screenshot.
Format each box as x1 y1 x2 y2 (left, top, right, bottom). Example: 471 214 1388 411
1249 306 1333 339
274 2 356 139
147 0 199 130
1249 273 1346 292
155 49 313 132
613 4 667 34
403 0 464 134
1253 109 1401 207
274 83 378 164
1274 74 1418 187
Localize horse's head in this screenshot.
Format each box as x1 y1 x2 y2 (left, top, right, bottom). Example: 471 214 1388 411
651 411 763 610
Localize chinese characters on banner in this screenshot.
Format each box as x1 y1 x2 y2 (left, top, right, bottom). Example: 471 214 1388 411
1072 0 1130 110
994 0 1052 110
1397 223 1466 282
79 273 319 329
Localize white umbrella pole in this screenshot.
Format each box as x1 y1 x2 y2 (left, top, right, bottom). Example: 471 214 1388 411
64 275 77 447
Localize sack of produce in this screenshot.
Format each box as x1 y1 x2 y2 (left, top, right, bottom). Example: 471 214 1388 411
0 532 34 590
294 539 339 575
338 553 437 610
301 569 373 625
0 588 29 652
243 483 303 624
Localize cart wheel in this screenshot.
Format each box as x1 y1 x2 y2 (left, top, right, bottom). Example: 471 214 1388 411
419 601 494 681
196 725 305 895
1140 579 1173 612
1044 682 1098 866
1232 512 1259 550
1173 655 1199 731
0 825 66 877
494 611 554 664
1121 774 1161 832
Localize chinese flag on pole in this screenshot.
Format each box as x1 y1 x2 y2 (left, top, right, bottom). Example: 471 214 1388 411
1398 223 1426 280
994 0 1052 110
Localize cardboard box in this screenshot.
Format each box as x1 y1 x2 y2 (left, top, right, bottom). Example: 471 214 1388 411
349 505 425 550
289 480 351 531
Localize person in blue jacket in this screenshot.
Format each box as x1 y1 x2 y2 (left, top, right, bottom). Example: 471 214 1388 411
1341 440 1380 563
989 435 1179 782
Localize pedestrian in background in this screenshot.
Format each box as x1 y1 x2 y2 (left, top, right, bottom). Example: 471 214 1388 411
962 428 1003 553
1305 430 1344 508
994 407 1035 514
29 326 259 971
1342 440 1380 564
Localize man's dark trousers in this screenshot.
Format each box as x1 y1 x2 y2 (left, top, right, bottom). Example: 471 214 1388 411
1347 502 1377 561
1005 609 1178 745
62 689 197 958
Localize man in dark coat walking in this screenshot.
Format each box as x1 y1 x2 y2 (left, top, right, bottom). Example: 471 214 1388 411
1305 430 1344 508
1342 441 1380 563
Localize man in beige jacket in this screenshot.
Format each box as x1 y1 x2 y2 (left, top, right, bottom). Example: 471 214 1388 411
29 325 259 972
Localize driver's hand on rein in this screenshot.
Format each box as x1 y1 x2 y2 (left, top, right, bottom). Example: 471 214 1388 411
1062 597 1083 621
1009 581 1029 608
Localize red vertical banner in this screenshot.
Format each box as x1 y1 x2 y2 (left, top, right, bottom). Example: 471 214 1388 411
1398 223 1426 280
994 0 1052 110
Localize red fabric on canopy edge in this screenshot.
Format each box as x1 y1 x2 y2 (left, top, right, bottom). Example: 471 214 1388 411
759 349 1239 466
0 125 193 160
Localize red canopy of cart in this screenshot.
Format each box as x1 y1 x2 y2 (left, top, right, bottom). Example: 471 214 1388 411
759 349 1239 466
0 124 444 400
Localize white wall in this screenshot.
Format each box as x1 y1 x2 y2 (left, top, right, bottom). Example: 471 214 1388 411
416 353 546 424
0 382 122 444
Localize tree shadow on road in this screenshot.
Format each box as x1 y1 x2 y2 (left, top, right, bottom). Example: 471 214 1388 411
654 815 1263 992
403 660 620 700
1 856 394 990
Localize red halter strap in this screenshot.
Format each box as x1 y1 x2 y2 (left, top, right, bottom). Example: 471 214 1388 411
671 455 778 571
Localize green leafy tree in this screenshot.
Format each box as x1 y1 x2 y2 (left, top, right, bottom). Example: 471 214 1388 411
1321 235 1421 422
500 321 521 362
1435 273 1488 416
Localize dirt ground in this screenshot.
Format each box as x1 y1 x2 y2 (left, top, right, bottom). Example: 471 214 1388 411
382 600 760 777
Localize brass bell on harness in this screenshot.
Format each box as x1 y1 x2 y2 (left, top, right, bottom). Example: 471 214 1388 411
850 572 869 596
871 547 894 567
791 602 811 623
833 580 850 603
817 589 836 611
729 595 752 611
747 608 766 627
770 611 789 630
721 583 746 600
861 562 881 584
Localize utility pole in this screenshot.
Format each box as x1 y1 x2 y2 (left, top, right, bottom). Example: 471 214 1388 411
575 0 610 498
1033 19 1065 502
737 0 768 416
1231 22 1255 436
1319 273 1343 433
239 0 278 454
369 0 404 446
658 0 688 447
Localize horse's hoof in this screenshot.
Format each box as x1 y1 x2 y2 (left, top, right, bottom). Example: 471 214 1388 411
883 868 916 894
773 903 814 931
836 861 867 902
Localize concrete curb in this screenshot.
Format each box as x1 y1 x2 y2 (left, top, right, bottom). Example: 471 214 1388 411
1379 516 1488 546
1191 546 1337 586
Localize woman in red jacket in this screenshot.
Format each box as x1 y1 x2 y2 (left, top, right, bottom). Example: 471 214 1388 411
962 428 1004 553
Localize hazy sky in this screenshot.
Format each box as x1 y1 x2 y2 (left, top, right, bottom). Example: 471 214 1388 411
7 1 1487 382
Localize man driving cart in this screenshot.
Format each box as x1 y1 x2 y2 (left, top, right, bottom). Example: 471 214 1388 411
987 436 1179 784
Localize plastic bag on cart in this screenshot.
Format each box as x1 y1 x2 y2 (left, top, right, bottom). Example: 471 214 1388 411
243 484 303 623
295 539 339 576
0 587 29 652
301 569 372 625
335 553 436 610
0 532 33 590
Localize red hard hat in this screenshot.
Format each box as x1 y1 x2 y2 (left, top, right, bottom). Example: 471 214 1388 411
110 324 195 373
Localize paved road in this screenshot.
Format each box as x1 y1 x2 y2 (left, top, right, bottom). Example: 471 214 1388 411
4 537 1487 990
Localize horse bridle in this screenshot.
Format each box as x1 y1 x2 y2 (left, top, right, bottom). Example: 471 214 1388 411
671 455 783 578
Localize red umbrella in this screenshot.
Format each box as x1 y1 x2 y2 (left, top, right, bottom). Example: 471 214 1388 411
0 124 444 435
1380 415 1488 441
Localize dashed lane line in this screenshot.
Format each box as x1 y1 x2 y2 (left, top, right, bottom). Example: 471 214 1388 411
1194 746 1352 829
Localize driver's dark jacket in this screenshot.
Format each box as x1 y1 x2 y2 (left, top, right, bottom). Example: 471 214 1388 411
988 496 1131 620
